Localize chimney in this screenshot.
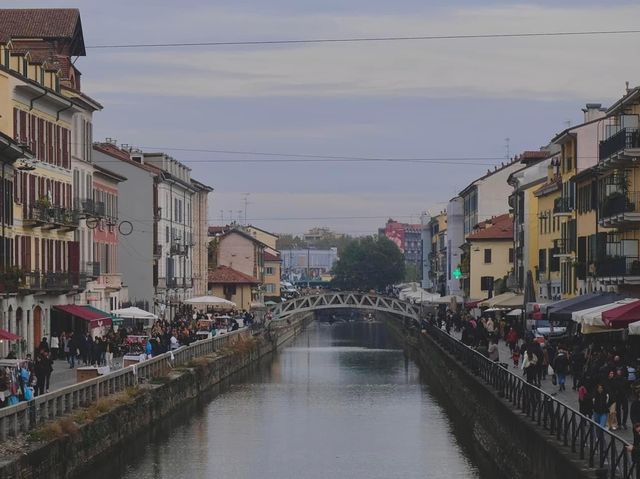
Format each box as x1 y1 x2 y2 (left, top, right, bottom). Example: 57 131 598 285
582 103 605 123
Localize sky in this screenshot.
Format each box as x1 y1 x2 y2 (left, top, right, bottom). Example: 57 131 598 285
5 0 640 235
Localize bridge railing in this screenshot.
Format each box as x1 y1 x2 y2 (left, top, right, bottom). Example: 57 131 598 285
420 321 635 479
0 328 250 441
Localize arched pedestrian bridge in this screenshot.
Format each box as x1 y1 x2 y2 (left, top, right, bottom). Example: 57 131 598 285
272 292 419 321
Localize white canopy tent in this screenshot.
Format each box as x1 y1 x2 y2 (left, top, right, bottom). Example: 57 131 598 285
110 306 157 320
184 295 237 308
571 299 640 327
431 295 464 305
629 320 640 335
110 306 158 330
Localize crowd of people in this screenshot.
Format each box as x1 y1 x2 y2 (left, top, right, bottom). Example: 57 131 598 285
424 307 640 435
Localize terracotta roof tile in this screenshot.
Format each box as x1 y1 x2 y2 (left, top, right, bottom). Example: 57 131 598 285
467 213 513 240
208 266 260 284
0 9 80 42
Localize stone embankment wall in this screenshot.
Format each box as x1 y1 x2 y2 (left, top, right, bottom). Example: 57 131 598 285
0 315 311 479
386 320 596 479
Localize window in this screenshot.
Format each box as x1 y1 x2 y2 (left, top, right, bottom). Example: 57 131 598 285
480 276 494 291
508 248 514 264
484 248 492 263
538 249 547 273
166 226 169 243
266 266 274 275
265 284 276 293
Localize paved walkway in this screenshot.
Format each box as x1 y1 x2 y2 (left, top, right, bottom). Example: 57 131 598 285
46 357 124 393
449 329 634 443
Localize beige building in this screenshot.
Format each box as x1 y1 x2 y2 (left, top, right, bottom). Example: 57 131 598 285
191 179 213 296
246 225 278 250
208 265 260 312
467 214 514 300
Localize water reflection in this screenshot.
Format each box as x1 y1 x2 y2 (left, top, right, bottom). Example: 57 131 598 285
86 321 503 479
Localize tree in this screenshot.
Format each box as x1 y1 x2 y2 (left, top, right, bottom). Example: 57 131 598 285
331 236 405 291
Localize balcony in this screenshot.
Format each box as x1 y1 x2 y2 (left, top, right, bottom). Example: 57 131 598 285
166 277 194 289
552 197 572 217
599 191 640 228
18 271 87 293
595 255 640 284
96 272 123 290
552 239 572 257
85 261 101 279
23 205 79 231
599 128 640 168
170 243 188 256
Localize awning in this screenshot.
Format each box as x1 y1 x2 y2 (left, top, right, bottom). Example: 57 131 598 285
547 293 625 321
602 300 640 328
54 305 113 329
571 299 639 326
465 299 487 308
507 308 523 317
480 292 524 308
0 329 21 341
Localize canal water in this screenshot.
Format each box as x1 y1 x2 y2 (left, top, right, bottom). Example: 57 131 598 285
89 321 503 479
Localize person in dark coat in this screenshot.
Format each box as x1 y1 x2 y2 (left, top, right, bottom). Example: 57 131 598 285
592 383 610 428
553 347 570 392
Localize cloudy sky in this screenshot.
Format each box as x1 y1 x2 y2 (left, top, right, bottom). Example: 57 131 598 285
8 0 640 234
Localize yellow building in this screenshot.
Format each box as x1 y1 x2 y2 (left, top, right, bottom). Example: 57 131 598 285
594 86 640 293
263 249 282 302
466 214 514 300
533 154 563 300
0 10 90 354
208 265 260 312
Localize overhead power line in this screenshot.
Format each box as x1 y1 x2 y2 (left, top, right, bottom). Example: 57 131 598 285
86 29 640 49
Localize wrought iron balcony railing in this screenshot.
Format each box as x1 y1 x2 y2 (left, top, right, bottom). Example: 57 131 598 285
595 255 640 277
599 127 640 161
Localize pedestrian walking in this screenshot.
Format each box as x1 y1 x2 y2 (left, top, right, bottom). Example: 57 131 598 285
553 347 569 392
592 383 610 428
50 333 59 360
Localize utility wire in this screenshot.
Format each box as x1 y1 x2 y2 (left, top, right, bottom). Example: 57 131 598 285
86 29 640 49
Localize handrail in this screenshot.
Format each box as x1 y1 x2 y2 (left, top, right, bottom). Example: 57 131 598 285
0 328 250 441
419 321 636 478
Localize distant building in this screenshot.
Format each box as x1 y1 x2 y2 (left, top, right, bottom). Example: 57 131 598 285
379 219 422 279
281 248 339 282
303 227 343 243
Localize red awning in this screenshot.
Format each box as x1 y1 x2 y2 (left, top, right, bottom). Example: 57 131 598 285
0 329 21 341
54 305 112 329
602 300 640 328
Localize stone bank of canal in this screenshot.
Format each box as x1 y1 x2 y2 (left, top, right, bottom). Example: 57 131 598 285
88 321 503 479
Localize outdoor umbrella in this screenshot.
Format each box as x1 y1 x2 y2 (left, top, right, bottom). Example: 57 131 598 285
110 306 158 320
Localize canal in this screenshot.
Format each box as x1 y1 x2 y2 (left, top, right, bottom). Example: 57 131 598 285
88 320 503 479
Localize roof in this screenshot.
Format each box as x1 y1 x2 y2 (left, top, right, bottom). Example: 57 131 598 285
208 225 230 236
606 87 640 116
264 251 281 262
221 228 269 247
92 143 160 175
190 178 214 192
93 163 127 183
0 9 85 55
208 266 260 284
467 213 513 241
533 175 561 197
247 225 279 239
459 159 524 197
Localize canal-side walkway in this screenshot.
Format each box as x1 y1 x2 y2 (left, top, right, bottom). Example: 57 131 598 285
450 329 634 443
